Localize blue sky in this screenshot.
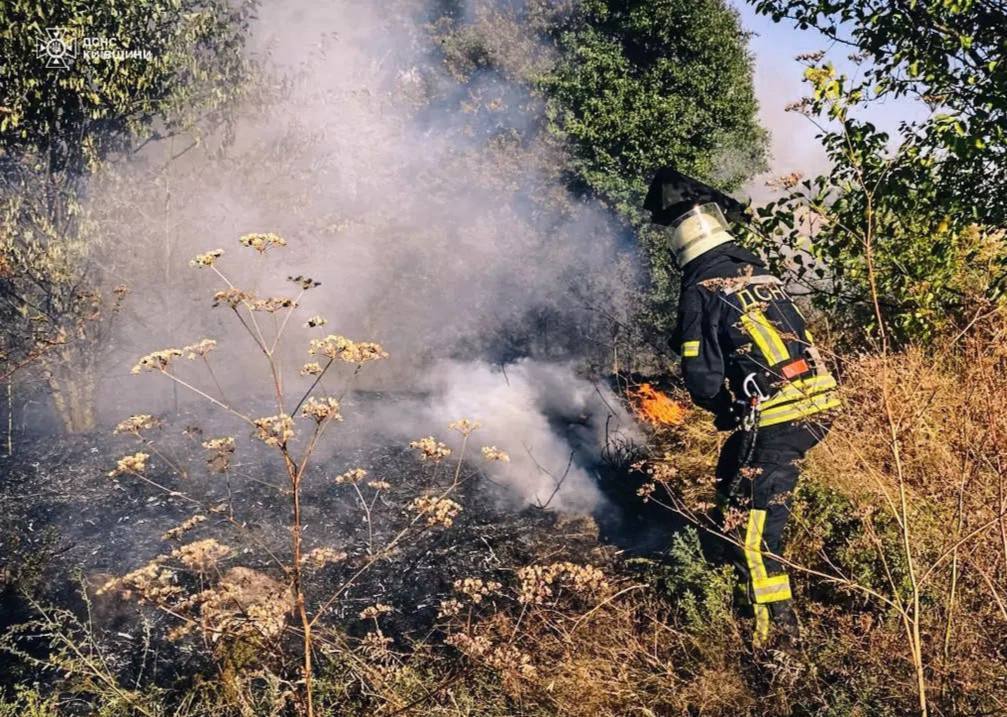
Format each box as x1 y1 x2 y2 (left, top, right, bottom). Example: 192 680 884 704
733 2 929 201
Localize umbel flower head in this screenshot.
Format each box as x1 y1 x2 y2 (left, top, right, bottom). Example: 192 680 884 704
114 414 160 436
301 396 343 423
289 275 321 290
481 446 510 462
239 232 287 253
171 538 232 573
453 577 502 604
448 418 481 436
202 436 236 473
408 496 462 528
308 335 388 364
132 348 183 374
304 315 327 329
182 339 217 359
190 249 224 268
212 287 254 309
335 467 367 484
250 296 298 313
304 547 348 568
359 603 394 620
109 452 150 477
162 514 207 541
253 414 294 447
409 436 452 462
300 362 324 376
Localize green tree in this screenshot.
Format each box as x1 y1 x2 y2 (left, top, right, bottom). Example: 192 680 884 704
0 0 254 431
541 0 769 218
748 0 1007 345
433 0 768 342
752 0 1007 226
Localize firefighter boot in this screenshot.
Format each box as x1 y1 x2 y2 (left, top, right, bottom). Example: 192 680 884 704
769 600 800 653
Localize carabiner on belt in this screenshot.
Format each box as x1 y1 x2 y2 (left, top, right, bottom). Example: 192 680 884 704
741 372 769 431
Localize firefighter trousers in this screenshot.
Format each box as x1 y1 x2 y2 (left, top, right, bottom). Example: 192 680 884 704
714 420 827 644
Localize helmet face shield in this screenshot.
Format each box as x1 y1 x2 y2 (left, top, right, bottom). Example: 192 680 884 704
665 202 733 267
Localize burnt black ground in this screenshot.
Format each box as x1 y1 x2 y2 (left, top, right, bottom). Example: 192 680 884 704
0 394 677 694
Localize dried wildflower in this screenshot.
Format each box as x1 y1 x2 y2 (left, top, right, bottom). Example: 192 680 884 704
304 315 327 328
487 644 537 678
516 562 608 605
359 631 394 657
722 506 748 533
438 598 463 618
250 296 297 313
162 514 207 541
131 348 183 374
190 249 224 268
212 287 255 308
171 538 232 573
784 98 814 114
408 496 462 528
304 547 348 568
445 632 492 658
448 418 481 436
202 436 236 473
359 603 394 620
481 445 510 462
453 577 502 604
409 436 452 462
108 452 150 477
253 414 294 447
289 275 321 290
335 467 367 484
98 557 180 603
795 50 826 63
637 482 656 502
114 414 160 436
182 338 217 359
368 480 390 491
200 567 288 640
766 172 804 191
308 335 388 364
239 232 287 253
301 396 343 423
300 362 324 376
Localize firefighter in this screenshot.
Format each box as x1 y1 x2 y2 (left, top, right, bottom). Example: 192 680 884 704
644 166 840 649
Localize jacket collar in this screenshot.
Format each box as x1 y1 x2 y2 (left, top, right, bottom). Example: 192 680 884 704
681 242 765 286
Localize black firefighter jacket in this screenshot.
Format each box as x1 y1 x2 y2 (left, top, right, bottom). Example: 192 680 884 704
670 243 840 430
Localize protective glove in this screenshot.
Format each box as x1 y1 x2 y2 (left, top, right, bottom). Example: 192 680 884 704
713 401 744 431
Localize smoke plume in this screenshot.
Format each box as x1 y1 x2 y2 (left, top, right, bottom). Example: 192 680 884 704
84 0 641 510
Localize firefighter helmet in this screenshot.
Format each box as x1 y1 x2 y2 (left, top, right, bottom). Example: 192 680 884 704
666 202 733 267
644 166 747 267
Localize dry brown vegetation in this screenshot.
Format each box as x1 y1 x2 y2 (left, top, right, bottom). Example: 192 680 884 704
3 233 1007 716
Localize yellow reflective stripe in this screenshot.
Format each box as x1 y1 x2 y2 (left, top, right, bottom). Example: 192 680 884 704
740 310 789 365
761 374 838 409
681 340 700 358
752 574 792 604
745 510 793 644
805 329 814 344
759 392 842 428
753 604 771 645
744 509 769 583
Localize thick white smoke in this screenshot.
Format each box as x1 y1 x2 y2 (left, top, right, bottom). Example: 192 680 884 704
87 0 641 510
408 359 639 512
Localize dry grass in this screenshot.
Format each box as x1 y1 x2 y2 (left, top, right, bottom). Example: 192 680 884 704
5 268 1007 715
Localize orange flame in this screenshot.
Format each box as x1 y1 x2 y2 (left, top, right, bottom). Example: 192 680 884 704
632 383 687 426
